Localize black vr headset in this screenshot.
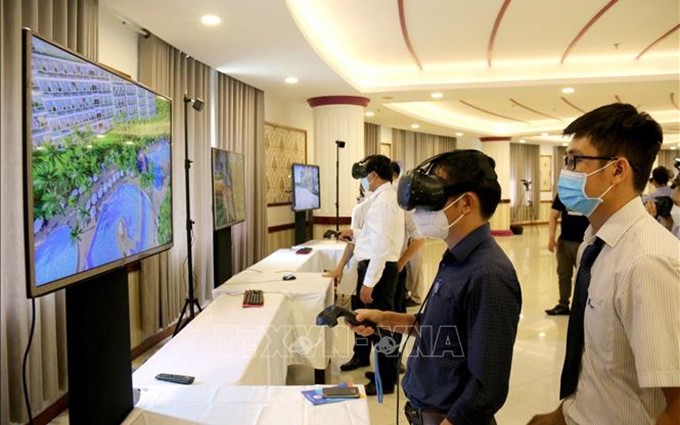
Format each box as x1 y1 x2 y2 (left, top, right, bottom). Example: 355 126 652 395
397 150 497 211
351 160 369 179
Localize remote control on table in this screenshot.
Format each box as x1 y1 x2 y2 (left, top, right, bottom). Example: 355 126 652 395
155 373 195 385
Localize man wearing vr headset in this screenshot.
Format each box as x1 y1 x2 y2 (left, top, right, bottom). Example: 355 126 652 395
349 150 522 425
340 154 405 395
528 104 680 425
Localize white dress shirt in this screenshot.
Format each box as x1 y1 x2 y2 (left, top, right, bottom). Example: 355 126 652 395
353 182 405 287
563 198 680 425
391 180 423 252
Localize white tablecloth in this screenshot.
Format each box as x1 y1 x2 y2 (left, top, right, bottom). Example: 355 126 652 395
214 272 334 369
132 294 290 388
122 385 370 425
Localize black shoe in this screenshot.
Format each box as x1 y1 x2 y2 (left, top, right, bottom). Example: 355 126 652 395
364 381 395 396
364 371 375 380
405 298 420 307
340 357 370 371
399 363 406 374
545 304 570 316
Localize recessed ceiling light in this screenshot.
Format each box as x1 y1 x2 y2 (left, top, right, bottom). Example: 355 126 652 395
562 87 575 94
455 132 464 137
201 15 221 26
541 132 549 137
284 77 298 84
431 92 443 99
519 139 526 144
411 124 420 129
364 111 375 117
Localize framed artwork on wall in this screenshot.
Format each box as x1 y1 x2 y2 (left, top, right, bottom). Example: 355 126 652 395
539 155 552 192
380 143 392 158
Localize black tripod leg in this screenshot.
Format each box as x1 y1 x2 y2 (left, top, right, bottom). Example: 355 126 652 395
173 300 190 337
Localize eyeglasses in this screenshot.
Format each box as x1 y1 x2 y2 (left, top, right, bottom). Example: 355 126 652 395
563 154 618 171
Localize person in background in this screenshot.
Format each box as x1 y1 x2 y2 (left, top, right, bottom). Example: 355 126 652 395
545 194 589 316
390 161 426 311
528 103 680 425
643 165 673 202
351 150 521 425
646 174 680 239
337 154 404 396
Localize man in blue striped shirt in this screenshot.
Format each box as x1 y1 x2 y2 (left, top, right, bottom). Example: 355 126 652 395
351 150 522 425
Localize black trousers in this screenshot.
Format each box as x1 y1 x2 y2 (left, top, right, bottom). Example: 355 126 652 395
351 260 399 388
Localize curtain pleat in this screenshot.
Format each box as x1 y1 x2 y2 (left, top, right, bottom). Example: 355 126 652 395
657 149 677 172
392 129 457 171
136 35 214 331
215 74 266 273
510 143 540 222
364 122 380 155
1 1 98 422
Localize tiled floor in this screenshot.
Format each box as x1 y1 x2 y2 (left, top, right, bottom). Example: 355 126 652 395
52 226 568 424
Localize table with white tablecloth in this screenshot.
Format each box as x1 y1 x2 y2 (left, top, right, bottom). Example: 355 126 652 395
131 293 290 388
122 385 370 425
214 272 334 370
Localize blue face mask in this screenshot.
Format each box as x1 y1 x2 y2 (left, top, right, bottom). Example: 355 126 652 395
557 162 615 217
360 174 373 192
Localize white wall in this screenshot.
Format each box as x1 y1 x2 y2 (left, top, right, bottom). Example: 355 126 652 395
264 96 315 228
98 6 139 80
456 137 482 151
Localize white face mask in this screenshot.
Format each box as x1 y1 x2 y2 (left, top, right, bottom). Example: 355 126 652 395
412 194 466 239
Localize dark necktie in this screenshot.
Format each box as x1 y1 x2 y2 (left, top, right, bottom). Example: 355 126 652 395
560 237 605 399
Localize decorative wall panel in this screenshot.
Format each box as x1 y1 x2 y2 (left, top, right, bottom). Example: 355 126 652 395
265 123 307 205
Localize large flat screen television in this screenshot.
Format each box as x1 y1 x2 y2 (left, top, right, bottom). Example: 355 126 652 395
23 29 173 297
291 163 320 211
211 148 246 229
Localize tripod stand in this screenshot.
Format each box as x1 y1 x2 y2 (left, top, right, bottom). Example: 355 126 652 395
334 140 346 232
174 94 204 337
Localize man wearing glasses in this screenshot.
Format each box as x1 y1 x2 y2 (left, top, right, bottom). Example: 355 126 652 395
529 103 680 425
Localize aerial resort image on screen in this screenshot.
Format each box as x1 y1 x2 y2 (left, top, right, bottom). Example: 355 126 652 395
29 35 172 287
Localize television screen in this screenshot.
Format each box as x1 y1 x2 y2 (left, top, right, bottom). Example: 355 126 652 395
291 163 320 211
23 30 173 297
211 148 246 229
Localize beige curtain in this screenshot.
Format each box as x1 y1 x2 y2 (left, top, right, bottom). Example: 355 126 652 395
391 129 457 171
215 74 266 273
658 149 677 172
136 35 214 332
364 122 380 155
1 1 98 423
510 143 540 222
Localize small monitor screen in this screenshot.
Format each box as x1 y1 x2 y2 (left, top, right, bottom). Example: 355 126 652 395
211 148 246 229
291 163 320 211
23 30 173 297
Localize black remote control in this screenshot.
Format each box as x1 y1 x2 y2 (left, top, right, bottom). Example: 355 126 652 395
155 373 195 385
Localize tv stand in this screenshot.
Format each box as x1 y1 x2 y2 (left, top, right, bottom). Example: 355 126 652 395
294 210 313 245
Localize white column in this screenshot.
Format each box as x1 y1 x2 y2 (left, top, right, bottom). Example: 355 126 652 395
307 96 370 220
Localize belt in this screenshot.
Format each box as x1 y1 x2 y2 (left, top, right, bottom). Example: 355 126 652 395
404 402 446 425
404 402 497 425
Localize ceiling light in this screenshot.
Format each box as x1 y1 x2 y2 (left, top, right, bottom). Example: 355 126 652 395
541 132 549 137
431 92 443 99
411 124 420 129
364 111 375 117
562 87 575 94
200 15 221 26
284 77 298 84
455 132 464 137
519 139 526 144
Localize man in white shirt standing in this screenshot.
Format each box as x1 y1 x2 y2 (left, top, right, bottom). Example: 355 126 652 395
528 103 680 425
338 154 405 396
